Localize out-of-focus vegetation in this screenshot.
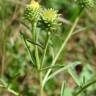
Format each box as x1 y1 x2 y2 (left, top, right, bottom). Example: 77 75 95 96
0 0 96 96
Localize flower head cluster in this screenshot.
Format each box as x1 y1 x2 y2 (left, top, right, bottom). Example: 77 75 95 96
30 0 40 10
75 0 96 8
24 1 60 32
42 8 58 23
24 0 40 22
41 8 60 31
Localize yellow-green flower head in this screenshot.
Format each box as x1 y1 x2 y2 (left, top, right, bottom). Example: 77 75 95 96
76 0 96 8
24 0 40 22
29 0 40 10
41 8 60 32
42 8 58 23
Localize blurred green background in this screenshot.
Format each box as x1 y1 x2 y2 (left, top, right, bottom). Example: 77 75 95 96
0 0 96 96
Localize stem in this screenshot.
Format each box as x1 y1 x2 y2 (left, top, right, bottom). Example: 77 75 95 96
40 71 44 96
42 15 81 87
39 32 51 96
7 87 19 96
68 68 81 86
74 78 96 96
40 64 65 71
32 22 40 69
41 32 51 67
47 62 80 81
0 80 19 96
32 22 43 96
20 32 34 65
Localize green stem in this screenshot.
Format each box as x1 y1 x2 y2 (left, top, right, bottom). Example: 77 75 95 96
39 32 51 96
20 32 34 65
32 22 40 69
32 22 43 96
40 65 65 71
40 71 44 96
42 15 81 87
0 81 19 96
41 32 51 67
74 78 96 96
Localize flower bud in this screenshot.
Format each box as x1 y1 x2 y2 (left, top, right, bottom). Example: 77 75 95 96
24 0 40 22
41 8 60 31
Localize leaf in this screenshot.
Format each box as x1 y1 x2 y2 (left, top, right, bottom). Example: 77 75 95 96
46 61 81 82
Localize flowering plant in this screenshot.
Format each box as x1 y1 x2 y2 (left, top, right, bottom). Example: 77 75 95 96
21 0 96 96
